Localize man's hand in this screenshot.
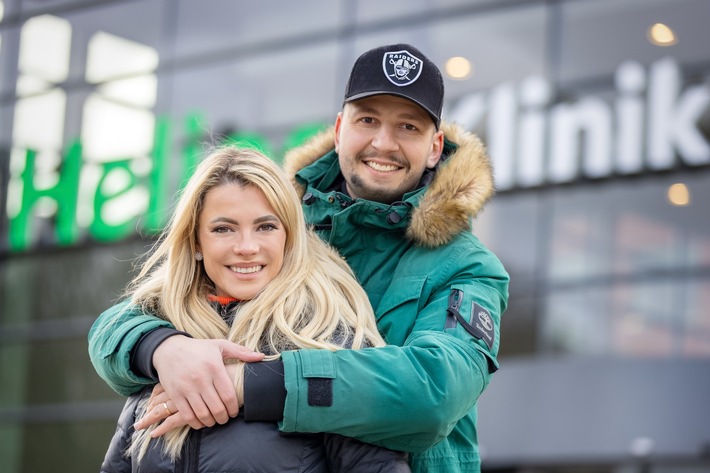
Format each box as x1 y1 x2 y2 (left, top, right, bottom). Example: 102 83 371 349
150 336 263 430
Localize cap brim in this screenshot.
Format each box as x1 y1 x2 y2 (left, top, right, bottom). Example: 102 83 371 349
345 90 440 127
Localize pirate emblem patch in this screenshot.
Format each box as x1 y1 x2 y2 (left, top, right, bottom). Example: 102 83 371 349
382 49 423 87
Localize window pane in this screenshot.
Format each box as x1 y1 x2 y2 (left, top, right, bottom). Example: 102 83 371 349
0 242 146 326
610 281 677 356
1 420 119 472
548 172 710 282
544 287 611 355
174 0 343 60
683 277 710 356
0 337 120 406
169 40 340 141
558 0 710 83
543 277 710 358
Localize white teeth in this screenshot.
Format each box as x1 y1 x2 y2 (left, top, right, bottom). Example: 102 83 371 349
366 161 398 172
230 266 262 274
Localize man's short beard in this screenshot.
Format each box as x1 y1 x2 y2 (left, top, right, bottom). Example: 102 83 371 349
348 174 400 204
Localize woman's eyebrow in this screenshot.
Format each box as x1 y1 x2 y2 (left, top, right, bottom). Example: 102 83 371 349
208 215 279 225
254 215 280 224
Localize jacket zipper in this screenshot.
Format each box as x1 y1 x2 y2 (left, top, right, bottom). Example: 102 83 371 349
180 429 201 473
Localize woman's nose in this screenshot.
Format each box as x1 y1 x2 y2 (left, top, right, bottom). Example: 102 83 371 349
234 233 259 254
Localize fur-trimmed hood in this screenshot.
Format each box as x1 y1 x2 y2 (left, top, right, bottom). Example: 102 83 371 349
283 121 494 248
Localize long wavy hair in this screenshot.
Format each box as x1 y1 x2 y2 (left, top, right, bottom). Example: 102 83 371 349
126 146 384 461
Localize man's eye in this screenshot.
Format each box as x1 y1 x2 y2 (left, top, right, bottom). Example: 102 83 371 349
403 123 418 131
360 117 375 124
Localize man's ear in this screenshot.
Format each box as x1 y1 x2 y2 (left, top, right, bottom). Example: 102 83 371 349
426 129 445 168
334 112 344 154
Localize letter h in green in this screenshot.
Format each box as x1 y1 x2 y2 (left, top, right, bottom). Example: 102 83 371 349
8 141 81 251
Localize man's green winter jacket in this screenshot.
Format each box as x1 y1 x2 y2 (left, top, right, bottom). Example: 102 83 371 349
88 122 509 473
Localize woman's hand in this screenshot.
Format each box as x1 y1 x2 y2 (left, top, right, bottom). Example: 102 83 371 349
134 363 247 438
133 384 180 436
144 383 171 416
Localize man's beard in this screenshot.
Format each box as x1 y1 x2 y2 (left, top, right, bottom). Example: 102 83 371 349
348 173 402 204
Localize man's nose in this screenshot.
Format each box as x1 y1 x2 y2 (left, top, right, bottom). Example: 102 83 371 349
371 126 399 153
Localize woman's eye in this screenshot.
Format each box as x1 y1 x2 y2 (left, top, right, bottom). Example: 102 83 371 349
212 226 230 233
258 223 278 231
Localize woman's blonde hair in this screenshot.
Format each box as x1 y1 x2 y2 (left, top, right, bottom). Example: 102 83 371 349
127 146 384 460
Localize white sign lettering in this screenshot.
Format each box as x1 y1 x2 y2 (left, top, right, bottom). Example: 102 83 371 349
446 57 710 190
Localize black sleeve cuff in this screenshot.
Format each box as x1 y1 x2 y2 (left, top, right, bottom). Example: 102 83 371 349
243 360 286 422
130 328 191 381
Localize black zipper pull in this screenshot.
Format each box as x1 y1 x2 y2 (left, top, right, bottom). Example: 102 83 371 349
445 288 463 329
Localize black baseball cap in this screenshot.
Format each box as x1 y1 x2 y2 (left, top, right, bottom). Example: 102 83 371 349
344 43 444 129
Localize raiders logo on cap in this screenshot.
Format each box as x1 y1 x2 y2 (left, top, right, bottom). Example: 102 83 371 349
382 50 424 87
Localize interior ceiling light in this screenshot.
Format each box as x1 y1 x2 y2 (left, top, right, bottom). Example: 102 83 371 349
445 56 472 80
667 182 690 207
648 23 677 46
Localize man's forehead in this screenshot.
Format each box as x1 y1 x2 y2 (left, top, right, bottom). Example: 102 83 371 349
346 95 433 122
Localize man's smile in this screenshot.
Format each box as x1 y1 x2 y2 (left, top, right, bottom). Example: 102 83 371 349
364 160 401 172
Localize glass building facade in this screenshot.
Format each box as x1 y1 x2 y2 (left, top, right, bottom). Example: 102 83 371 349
0 1 708 472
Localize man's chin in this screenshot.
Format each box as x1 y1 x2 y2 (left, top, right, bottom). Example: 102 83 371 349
349 175 404 202
355 186 402 204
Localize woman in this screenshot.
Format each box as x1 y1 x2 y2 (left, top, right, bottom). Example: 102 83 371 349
99 146 410 472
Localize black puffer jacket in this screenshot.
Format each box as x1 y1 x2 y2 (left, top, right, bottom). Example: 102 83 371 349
100 386 411 472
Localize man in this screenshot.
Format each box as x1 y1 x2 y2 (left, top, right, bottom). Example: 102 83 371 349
89 43 509 473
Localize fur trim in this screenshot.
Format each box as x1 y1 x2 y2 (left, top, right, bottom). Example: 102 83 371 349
283 121 494 248
283 128 335 197
407 122 494 247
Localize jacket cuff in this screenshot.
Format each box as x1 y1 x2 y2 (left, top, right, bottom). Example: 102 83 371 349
243 360 286 421
129 327 191 381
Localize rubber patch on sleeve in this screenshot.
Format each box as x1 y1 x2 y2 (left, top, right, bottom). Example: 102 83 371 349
307 378 333 407
470 302 495 350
